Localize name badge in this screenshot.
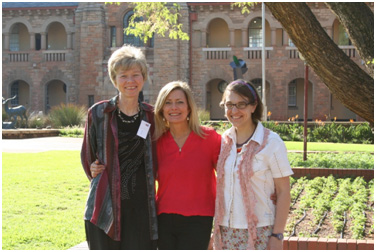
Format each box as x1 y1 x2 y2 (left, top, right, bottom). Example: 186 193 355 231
137 120 151 139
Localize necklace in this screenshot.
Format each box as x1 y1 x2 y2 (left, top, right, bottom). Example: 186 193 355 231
117 104 140 124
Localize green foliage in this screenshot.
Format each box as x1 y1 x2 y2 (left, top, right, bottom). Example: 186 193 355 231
232 2 258 14
59 126 84 138
126 2 189 43
2 106 9 121
48 103 86 128
285 141 373 153
198 109 210 123
262 121 373 144
28 116 47 129
2 151 88 249
288 152 374 169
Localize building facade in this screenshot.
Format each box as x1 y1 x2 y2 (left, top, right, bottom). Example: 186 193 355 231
2 2 372 121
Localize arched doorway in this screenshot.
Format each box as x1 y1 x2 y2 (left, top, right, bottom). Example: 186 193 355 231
207 18 229 48
46 22 67 50
206 79 228 120
250 78 270 113
287 78 313 120
330 94 356 121
10 23 30 51
10 80 30 108
46 80 67 112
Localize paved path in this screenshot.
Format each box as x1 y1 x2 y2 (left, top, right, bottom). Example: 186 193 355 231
68 242 88 250
2 136 83 153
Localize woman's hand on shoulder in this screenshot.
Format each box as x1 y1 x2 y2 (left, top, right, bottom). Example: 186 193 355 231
90 159 105 178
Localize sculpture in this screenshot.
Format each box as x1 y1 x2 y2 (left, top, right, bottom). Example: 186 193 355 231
2 95 28 127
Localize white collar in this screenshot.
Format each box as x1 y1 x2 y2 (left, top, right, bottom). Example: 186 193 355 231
224 121 264 147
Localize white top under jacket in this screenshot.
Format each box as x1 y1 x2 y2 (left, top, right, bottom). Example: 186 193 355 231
220 122 294 228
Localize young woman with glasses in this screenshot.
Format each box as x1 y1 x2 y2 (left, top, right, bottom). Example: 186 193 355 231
212 79 293 250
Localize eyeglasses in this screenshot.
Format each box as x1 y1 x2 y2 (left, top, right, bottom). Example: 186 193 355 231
223 102 251 110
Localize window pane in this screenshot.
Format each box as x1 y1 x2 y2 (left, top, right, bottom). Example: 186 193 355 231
288 81 297 106
249 18 262 47
10 24 19 51
123 11 144 47
11 82 19 106
338 23 350 46
110 26 116 47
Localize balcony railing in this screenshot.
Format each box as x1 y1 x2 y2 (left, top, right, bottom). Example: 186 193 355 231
202 48 231 60
287 45 358 59
43 50 67 62
9 52 29 62
244 47 273 59
339 45 357 58
286 47 301 59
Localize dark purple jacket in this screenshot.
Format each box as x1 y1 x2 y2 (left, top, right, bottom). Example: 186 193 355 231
81 95 158 241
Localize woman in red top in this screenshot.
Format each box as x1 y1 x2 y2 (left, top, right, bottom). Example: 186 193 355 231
154 81 222 249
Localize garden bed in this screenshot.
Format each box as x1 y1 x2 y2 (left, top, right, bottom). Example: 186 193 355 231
284 176 374 250
2 129 60 139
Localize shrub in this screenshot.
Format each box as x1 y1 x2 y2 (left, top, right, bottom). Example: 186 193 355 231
262 121 374 144
59 126 84 137
288 152 374 169
198 109 210 122
48 103 86 128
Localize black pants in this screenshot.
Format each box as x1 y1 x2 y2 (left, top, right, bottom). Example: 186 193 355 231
85 204 157 250
157 213 213 250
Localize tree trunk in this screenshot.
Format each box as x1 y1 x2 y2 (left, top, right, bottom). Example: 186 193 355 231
266 2 373 125
326 2 374 75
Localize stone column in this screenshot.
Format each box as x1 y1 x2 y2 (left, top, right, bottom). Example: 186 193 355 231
30 32 35 50
67 32 72 49
242 29 248 47
201 30 207 47
230 29 235 47
117 25 123 47
271 28 276 46
326 26 332 39
41 32 47 50
4 32 10 50
283 29 289 46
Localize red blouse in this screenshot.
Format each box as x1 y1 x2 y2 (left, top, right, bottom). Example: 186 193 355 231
156 126 221 217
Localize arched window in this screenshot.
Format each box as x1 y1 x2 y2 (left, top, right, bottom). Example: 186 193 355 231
251 78 262 98
11 81 19 105
338 23 351 46
249 17 262 47
123 11 144 47
288 80 297 107
10 24 20 51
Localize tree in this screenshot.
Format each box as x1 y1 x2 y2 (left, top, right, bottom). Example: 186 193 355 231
265 3 373 125
125 2 374 124
123 2 189 43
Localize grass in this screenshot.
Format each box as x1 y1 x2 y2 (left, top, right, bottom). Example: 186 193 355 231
288 152 374 169
285 141 374 153
2 151 89 250
2 140 374 249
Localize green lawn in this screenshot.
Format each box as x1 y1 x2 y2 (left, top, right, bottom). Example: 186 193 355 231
2 141 374 249
285 141 374 152
2 151 88 250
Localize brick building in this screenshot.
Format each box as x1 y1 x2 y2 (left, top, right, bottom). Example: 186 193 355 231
2 2 371 121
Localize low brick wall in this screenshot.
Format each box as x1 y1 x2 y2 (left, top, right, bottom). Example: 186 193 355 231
283 237 374 250
2 129 60 139
292 167 374 181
